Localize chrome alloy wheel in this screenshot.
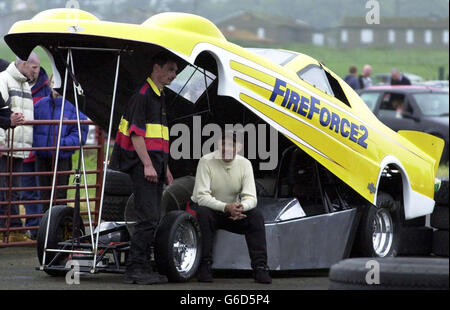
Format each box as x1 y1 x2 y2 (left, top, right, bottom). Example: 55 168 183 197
372 208 394 257
172 223 198 274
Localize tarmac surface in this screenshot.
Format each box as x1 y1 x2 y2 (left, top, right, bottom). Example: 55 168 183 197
0 246 330 290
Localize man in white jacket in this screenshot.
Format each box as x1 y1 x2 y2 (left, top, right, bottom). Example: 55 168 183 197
0 56 36 242
190 131 271 284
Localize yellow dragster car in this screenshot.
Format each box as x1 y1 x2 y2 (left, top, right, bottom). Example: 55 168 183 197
5 9 444 280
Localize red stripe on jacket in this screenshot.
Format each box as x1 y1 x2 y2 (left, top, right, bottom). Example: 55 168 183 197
139 83 150 95
115 131 169 153
129 124 146 137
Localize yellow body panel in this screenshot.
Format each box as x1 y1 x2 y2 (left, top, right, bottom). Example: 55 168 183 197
6 9 443 212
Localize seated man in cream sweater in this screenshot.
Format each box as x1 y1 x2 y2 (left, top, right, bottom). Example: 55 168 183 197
190 131 271 284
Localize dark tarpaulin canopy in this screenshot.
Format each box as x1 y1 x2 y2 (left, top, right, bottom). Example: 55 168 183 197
4 32 187 131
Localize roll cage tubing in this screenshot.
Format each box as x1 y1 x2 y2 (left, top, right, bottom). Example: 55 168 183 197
40 45 212 273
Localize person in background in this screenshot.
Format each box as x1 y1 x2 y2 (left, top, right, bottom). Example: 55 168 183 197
392 99 405 118
0 58 9 72
0 97 24 130
33 75 88 212
391 68 411 86
0 56 35 243
22 53 52 239
0 58 24 130
358 64 373 89
344 65 360 91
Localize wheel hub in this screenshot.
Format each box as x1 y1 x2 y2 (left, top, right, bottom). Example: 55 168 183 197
172 223 198 274
372 208 394 257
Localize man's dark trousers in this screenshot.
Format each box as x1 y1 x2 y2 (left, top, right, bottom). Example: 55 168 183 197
128 163 164 266
193 203 268 269
22 161 43 231
0 157 23 228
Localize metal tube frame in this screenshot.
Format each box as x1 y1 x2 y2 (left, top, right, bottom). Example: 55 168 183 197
92 52 121 273
41 51 71 269
69 49 95 248
40 47 122 273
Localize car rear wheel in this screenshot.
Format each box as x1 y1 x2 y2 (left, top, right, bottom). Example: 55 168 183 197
354 193 399 257
104 169 133 196
371 207 395 257
102 194 131 222
354 192 432 257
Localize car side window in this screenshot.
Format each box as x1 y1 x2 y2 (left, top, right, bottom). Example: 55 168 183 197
379 93 413 117
297 65 334 97
359 92 381 111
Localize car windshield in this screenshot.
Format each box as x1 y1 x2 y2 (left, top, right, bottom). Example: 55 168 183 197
413 92 449 117
247 48 297 66
167 65 216 104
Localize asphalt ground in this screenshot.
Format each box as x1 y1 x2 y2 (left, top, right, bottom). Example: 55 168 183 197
1 246 447 310
0 246 330 290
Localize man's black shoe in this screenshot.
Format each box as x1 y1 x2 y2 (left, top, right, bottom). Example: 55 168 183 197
123 264 138 284
123 265 168 285
197 262 213 282
143 261 169 283
123 268 135 284
253 265 272 284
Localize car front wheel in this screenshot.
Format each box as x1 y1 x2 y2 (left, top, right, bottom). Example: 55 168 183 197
154 211 202 282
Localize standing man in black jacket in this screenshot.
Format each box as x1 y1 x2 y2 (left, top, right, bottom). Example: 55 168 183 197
109 51 179 285
391 68 411 85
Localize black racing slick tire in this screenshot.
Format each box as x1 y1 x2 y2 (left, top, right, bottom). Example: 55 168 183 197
431 205 449 230
104 169 133 196
255 180 270 197
396 227 433 256
101 194 130 222
432 230 449 257
161 176 196 215
37 205 85 276
154 211 202 283
329 257 449 290
435 178 449 206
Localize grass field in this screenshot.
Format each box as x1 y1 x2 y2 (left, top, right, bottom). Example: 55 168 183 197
0 40 53 76
232 40 449 81
1 39 449 81
67 149 100 212
437 164 449 179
